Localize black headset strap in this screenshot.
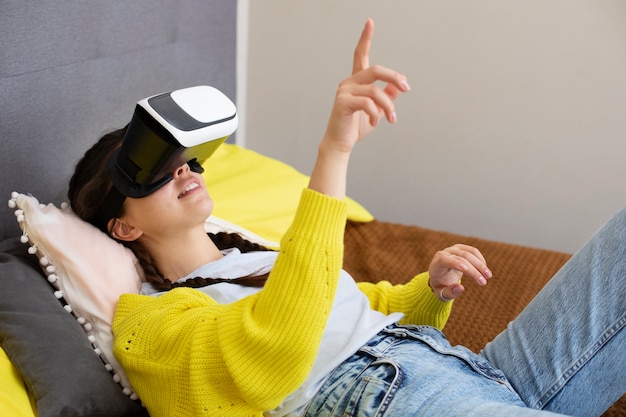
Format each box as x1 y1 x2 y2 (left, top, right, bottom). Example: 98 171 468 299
90 186 127 234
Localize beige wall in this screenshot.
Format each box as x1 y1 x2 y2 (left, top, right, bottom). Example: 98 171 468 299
242 0 626 253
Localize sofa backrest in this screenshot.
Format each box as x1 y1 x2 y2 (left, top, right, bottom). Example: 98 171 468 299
0 0 237 240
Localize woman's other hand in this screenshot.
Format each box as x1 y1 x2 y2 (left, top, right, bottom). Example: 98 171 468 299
428 244 493 302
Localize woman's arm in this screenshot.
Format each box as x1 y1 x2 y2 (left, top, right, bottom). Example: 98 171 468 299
225 19 408 406
357 273 453 329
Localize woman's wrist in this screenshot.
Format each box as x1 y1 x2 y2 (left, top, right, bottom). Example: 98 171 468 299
307 139 351 199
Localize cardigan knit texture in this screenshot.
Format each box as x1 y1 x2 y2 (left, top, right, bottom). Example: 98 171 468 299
112 189 452 417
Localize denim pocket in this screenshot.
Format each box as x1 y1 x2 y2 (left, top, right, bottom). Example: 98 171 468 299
302 355 400 417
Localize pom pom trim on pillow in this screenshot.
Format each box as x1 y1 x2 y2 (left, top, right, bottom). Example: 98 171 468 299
8 192 141 399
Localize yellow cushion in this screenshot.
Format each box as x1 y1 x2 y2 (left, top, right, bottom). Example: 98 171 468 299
0 347 35 417
202 144 373 244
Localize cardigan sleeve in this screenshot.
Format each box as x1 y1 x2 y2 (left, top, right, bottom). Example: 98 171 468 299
112 189 348 415
357 272 453 330
216 189 347 406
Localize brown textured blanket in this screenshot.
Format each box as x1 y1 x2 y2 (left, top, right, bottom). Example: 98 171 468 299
343 219 624 417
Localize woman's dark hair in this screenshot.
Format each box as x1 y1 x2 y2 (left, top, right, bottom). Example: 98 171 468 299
68 128 125 226
69 128 272 290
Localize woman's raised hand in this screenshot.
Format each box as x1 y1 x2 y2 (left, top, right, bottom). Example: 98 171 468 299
323 18 410 154
309 19 410 198
428 244 493 302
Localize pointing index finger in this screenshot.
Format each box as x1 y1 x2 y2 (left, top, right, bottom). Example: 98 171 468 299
353 18 374 75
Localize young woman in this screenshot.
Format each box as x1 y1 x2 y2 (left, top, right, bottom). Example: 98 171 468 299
68 19 624 417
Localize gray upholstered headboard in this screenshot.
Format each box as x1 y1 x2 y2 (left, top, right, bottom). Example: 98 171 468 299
0 1 237 241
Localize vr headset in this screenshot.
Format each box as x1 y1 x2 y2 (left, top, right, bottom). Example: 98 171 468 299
92 85 238 232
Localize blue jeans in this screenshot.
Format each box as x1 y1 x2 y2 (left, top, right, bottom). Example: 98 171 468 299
302 206 626 416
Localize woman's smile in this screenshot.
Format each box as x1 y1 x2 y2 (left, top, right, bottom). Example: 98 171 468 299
178 181 201 199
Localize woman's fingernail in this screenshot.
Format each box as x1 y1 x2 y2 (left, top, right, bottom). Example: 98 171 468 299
390 112 397 123
401 80 411 91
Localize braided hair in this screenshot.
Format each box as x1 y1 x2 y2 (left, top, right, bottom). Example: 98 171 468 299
130 231 273 291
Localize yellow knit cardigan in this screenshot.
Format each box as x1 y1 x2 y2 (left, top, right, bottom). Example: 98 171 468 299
112 189 452 417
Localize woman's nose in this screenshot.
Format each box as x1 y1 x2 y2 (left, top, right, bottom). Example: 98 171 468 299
172 163 190 179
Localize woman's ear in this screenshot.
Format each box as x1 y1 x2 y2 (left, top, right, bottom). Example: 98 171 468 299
108 218 143 241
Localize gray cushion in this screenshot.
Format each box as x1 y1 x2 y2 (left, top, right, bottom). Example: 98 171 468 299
0 240 146 417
